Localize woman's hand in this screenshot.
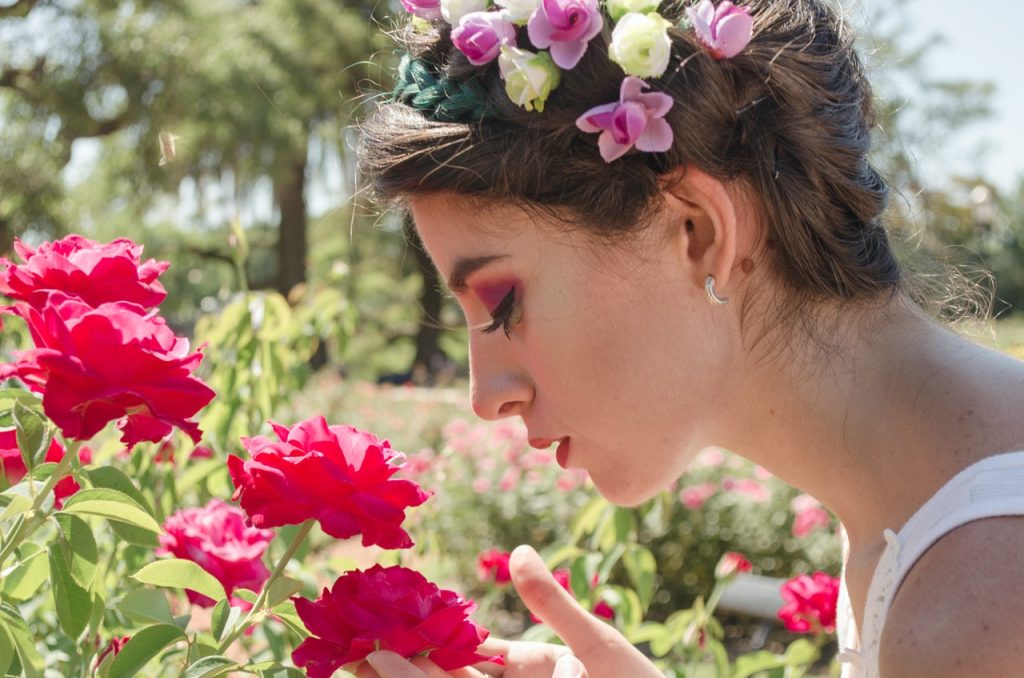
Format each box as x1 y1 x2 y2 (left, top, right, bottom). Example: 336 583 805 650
349 545 664 678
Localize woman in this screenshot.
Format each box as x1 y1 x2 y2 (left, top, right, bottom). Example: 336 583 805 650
352 0 1024 675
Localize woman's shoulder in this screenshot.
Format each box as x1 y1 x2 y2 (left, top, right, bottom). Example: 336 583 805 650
879 514 1024 677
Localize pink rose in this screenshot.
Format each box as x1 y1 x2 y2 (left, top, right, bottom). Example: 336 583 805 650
0 293 214 447
791 493 830 537
679 480 717 509
291 565 499 676
228 416 431 550
0 235 168 311
453 12 517 66
777 571 839 634
400 0 442 20
527 0 604 69
714 551 753 581
576 76 674 162
0 430 91 508
157 499 273 607
477 548 512 584
687 0 753 60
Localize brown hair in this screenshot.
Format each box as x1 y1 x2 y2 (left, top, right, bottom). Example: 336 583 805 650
357 0 988 356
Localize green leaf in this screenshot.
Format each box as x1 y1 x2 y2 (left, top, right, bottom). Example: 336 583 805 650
622 545 657 611
48 539 93 637
0 602 44 678
256 665 305 678
0 622 14 677
87 469 162 546
177 458 226 493
783 638 819 666
132 559 227 602
210 598 230 640
269 600 308 638
181 655 240 678
118 588 175 625
108 624 187 678
61 487 162 533
54 513 99 588
732 650 787 678
0 493 32 522
12 399 49 469
570 495 609 541
1 543 49 600
86 466 154 511
265 575 303 608
540 544 584 570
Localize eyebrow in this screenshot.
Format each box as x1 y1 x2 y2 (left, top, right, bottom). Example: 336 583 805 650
446 254 508 293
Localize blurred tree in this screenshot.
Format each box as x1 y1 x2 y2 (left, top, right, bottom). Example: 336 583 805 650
0 0 387 297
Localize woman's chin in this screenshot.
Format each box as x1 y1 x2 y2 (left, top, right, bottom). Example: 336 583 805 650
589 473 667 508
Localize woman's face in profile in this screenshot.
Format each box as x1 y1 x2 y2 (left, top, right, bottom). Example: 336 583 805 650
410 192 744 506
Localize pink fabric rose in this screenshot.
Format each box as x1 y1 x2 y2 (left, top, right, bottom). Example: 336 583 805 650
0 293 215 447
400 0 442 20
157 499 274 607
0 235 168 311
687 0 753 60
777 571 839 634
477 548 512 584
228 416 431 550
576 76 673 162
527 0 604 69
453 12 517 65
0 430 91 508
291 565 499 676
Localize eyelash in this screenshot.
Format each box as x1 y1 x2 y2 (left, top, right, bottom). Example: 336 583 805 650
481 288 517 339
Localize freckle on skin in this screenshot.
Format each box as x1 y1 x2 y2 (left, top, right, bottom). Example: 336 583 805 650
741 258 755 274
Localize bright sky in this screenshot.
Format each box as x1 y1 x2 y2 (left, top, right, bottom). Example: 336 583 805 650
850 0 1024 190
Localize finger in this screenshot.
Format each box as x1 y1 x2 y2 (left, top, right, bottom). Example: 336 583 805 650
552 654 588 678
409 656 487 678
509 545 654 671
353 661 381 678
366 651 428 678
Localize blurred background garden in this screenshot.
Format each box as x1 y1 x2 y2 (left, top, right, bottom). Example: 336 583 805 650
1 0 1023 675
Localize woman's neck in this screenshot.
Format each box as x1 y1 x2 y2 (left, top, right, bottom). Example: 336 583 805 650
717 298 1024 553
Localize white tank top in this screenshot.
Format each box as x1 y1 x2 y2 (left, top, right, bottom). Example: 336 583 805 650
836 450 1024 677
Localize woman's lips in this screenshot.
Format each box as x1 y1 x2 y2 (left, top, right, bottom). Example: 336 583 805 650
527 437 572 468
555 438 570 468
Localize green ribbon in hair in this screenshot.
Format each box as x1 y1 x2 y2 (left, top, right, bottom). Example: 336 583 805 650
390 53 496 123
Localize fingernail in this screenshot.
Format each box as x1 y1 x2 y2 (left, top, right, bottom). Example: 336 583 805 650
552 653 587 678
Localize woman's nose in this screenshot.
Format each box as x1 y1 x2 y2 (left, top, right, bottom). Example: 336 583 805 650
468 344 533 421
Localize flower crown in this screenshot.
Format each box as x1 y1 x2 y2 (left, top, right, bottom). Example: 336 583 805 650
392 0 753 162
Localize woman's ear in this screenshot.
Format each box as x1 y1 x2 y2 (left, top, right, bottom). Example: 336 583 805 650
660 167 741 297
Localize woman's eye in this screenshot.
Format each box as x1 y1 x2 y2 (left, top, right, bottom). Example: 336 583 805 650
481 288 518 339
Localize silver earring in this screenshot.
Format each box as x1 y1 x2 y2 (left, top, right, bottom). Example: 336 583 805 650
705 275 729 305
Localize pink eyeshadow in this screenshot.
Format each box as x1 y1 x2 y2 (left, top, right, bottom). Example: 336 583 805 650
473 281 517 313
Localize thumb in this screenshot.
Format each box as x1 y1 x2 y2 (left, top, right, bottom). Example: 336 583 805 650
509 546 658 675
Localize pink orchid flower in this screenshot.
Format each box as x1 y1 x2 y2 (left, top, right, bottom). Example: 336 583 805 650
526 0 604 69
575 76 674 163
687 0 753 60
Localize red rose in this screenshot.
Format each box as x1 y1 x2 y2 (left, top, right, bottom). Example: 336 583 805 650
0 235 168 311
156 499 273 607
94 635 130 667
227 416 430 549
291 565 498 677
714 551 753 581
477 548 512 584
0 430 91 508
0 293 215 446
777 571 839 634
